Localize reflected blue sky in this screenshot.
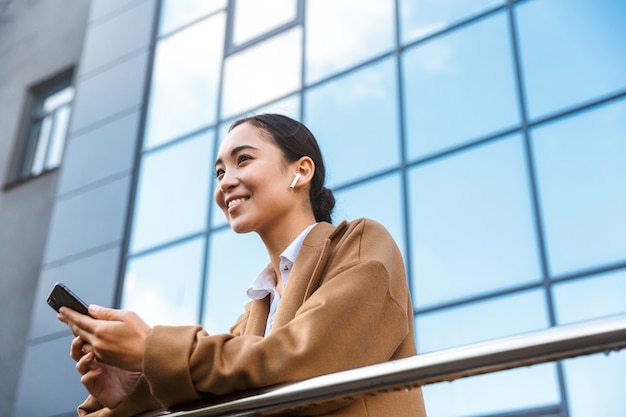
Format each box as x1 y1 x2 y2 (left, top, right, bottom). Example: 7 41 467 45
553 269 626 326
531 99 626 276
410 135 541 308
403 10 520 159
129 130 213 253
304 57 400 187
334 174 406 259
516 0 626 119
122 237 204 326
203 227 267 334
423 364 559 417
417 289 548 353
563 351 626 417
400 0 504 43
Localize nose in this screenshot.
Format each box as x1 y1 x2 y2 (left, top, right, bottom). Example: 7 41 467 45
218 169 238 194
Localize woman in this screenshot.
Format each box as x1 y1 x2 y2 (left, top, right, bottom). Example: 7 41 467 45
59 114 427 416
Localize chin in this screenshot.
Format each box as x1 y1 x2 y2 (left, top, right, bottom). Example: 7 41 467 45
229 220 253 234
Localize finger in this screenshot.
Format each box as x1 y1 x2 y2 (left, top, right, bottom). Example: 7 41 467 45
61 306 92 325
76 352 95 374
88 304 121 321
80 366 103 388
70 336 84 361
60 307 96 342
57 311 67 324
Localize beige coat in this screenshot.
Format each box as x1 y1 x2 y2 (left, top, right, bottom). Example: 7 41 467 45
79 218 427 416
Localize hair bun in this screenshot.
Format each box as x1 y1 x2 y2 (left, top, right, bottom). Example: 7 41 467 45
314 187 336 224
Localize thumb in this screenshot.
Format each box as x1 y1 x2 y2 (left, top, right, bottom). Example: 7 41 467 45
88 304 120 320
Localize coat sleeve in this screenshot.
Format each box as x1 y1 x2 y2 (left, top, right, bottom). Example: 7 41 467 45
143 220 414 412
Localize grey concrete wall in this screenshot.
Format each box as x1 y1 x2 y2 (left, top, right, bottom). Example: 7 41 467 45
0 1 91 415
2 0 157 416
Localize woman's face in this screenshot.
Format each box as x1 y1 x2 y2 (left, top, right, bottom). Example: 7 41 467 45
214 122 298 235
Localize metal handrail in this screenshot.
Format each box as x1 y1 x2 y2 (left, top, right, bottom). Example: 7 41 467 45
165 313 626 417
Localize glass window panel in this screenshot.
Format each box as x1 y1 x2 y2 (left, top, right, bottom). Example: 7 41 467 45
130 130 213 253
233 0 297 46
563 351 626 417
402 12 520 160
531 99 626 276
210 201 228 230
122 238 204 326
553 269 626 326
304 58 400 187
21 124 39 177
516 0 626 120
333 174 406 260
305 0 395 84
46 105 71 169
409 135 541 308
417 289 548 353
203 228 268 334
399 0 504 44
30 117 52 176
41 85 74 113
159 0 226 36
423 364 560 417
221 27 302 119
145 13 225 149
253 94 300 120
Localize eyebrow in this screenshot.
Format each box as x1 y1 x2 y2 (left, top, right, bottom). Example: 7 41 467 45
215 145 260 167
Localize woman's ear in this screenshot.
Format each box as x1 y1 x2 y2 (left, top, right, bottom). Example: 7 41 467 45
292 156 315 189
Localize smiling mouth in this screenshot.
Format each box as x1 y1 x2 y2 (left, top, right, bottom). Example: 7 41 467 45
227 197 249 209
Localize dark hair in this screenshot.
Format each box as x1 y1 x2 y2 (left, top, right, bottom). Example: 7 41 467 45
230 113 335 223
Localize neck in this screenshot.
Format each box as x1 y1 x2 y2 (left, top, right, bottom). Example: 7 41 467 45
259 213 316 275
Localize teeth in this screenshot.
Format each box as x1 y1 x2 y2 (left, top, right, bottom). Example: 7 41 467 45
228 197 247 209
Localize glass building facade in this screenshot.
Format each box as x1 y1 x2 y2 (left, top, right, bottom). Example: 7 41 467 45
118 0 625 416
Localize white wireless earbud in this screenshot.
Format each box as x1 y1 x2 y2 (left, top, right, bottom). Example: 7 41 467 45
290 173 301 189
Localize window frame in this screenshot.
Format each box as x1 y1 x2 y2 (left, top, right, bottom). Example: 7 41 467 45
5 67 75 188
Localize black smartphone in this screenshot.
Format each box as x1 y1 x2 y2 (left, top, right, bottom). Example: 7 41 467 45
47 282 90 316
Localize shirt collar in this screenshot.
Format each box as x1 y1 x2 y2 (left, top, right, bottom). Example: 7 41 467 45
247 223 317 300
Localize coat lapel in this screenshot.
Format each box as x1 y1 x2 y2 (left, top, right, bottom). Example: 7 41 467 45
271 221 348 330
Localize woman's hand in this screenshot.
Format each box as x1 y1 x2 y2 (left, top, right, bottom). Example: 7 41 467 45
72 336 142 408
59 305 151 372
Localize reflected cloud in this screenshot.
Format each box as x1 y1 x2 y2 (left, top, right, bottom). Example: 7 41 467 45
122 271 197 327
160 0 226 35
203 229 267 334
233 0 296 45
400 0 503 43
122 238 205 327
145 13 225 149
221 28 302 119
306 0 394 84
410 39 456 75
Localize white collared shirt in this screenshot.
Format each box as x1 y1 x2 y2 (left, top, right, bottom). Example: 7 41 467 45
246 223 317 336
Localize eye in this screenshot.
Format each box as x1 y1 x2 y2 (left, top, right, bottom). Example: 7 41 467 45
215 168 225 179
237 154 252 164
